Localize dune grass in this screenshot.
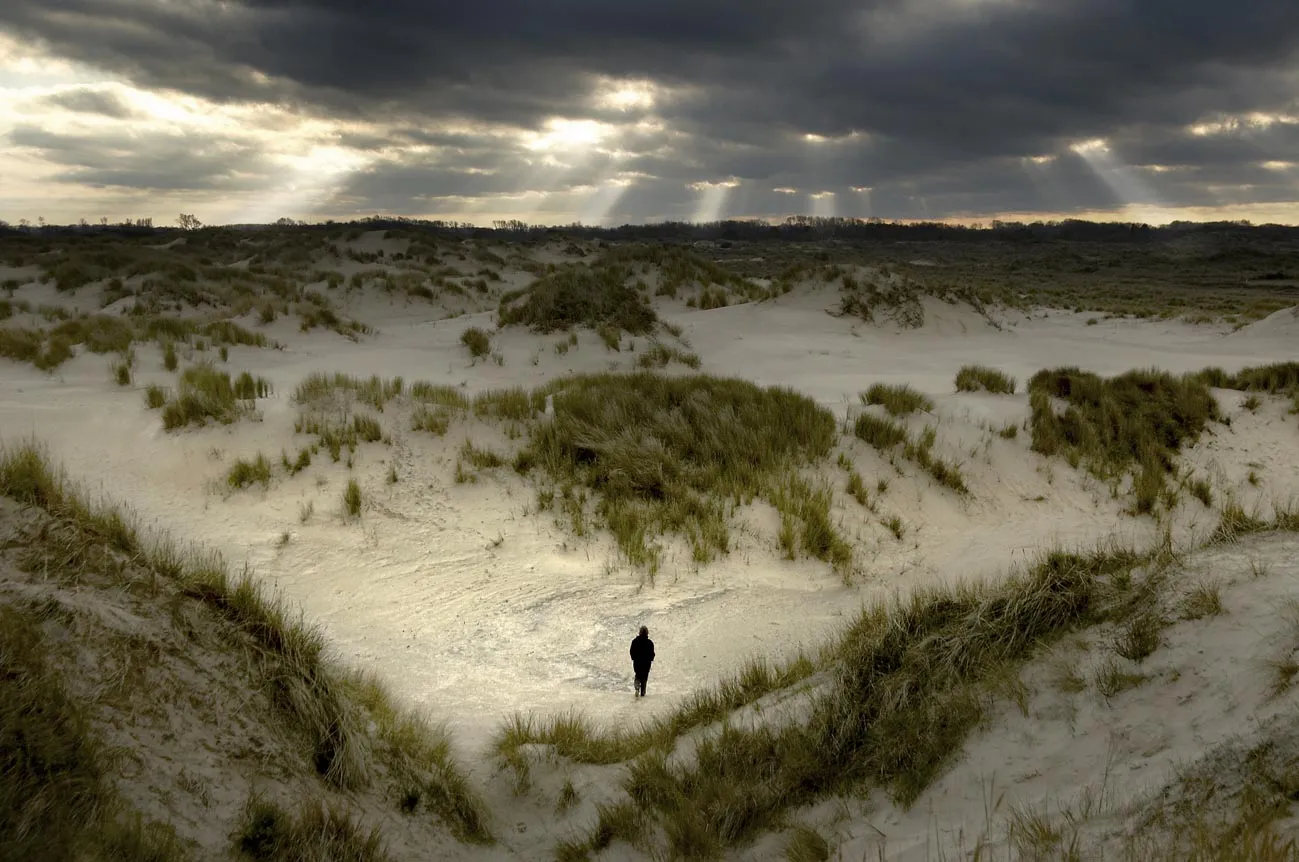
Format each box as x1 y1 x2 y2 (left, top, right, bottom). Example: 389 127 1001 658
861 383 934 416
227 453 273 490
293 373 404 411
410 381 469 410
0 442 492 844
343 479 363 517
955 364 1016 394
144 384 169 409
497 263 658 335
853 412 909 450
853 412 969 495
512 372 844 574
1196 361 1299 395
549 543 1172 859
0 605 187 862
161 364 269 430
236 795 389 861
1028 367 1220 514
459 326 492 358
291 374 399 459
635 342 702 370
0 325 77 370
495 652 820 776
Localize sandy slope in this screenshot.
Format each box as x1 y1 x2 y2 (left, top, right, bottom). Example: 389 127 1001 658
1 289 1295 773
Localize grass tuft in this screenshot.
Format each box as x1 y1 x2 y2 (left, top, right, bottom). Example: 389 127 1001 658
784 824 832 862
227 453 273 490
161 364 268 430
343 479 362 518
862 383 934 416
955 365 1016 394
144 384 169 409
459 326 492 358
236 794 390 861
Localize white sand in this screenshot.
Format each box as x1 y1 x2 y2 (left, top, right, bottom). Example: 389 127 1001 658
2 281 1297 857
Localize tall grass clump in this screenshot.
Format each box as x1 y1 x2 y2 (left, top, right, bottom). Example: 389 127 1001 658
112 357 132 386
236 795 389 861
955 365 1016 394
636 342 702 370
161 364 263 429
409 381 469 410
1028 367 1220 512
144 384 168 409
0 326 76 371
853 413 908 450
515 373 839 573
459 326 492 358
293 372 404 412
862 383 934 416
227 453 273 490
497 263 658 335
343 479 362 517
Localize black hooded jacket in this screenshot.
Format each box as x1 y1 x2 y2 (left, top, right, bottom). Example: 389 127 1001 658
630 633 655 671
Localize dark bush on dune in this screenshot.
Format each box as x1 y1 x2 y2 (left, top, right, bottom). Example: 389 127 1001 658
1029 367 1220 513
498 264 657 334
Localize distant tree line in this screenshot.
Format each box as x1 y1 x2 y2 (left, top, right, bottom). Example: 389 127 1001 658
2 212 1296 246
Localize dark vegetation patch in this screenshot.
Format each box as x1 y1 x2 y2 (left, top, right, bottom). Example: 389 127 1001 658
1028 368 1221 514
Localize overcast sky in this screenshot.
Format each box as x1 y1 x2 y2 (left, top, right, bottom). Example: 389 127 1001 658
2 1 1298 227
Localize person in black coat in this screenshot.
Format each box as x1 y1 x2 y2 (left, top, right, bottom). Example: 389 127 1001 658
630 626 655 697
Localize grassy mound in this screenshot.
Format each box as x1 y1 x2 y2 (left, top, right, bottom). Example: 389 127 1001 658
497 263 658 334
0 442 492 850
1028 368 1221 514
954 364 1016 394
514 373 844 573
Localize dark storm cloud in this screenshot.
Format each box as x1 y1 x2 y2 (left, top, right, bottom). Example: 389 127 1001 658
38 87 138 119
2 0 1298 219
7 125 277 191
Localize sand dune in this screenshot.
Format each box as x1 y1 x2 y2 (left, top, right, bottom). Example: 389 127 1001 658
2 228 1298 858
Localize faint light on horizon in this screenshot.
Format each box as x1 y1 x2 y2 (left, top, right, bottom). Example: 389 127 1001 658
773 187 798 195
1262 160 1296 171
1027 154 1055 165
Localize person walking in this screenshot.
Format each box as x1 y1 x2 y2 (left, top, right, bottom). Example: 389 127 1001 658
630 626 655 698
